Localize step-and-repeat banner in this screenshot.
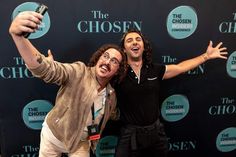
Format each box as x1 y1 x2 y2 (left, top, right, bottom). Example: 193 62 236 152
0 0 236 157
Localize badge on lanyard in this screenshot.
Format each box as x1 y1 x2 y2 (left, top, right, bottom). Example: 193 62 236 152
87 103 101 141
87 124 100 140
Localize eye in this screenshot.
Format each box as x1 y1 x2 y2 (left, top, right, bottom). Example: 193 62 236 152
136 37 142 41
126 38 133 43
103 53 109 59
111 58 119 65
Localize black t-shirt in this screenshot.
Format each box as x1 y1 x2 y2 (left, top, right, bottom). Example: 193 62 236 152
115 63 166 126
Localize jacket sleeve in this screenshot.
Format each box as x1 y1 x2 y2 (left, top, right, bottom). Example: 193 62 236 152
28 53 85 86
109 107 120 120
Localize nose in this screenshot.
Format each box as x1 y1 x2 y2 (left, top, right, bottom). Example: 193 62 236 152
132 41 138 45
105 58 111 64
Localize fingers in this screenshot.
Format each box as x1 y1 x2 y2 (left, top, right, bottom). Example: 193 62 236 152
219 56 228 60
216 42 223 49
18 25 35 34
19 11 43 21
208 40 213 47
22 19 39 31
219 47 227 52
10 11 43 36
220 52 228 55
216 42 228 59
209 40 213 47
219 51 228 59
18 11 43 25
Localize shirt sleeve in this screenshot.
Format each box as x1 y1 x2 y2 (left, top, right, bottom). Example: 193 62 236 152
153 63 166 80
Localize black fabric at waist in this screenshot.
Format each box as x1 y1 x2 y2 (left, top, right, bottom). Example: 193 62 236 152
122 119 161 150
125 119 160 131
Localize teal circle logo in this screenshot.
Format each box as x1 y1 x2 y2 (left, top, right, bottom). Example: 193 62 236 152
167 6 198 39
226 51 236 78
95 136 118 157
11 2 50 39
161 94 190 122
216 127 236 152
22 100 53 130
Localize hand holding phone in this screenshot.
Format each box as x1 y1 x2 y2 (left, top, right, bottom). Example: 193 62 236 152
23 4 48 38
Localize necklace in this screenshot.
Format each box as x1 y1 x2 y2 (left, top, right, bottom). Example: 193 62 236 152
130 62 142 84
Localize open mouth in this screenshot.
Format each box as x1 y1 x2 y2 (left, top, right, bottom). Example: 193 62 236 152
100 64 111 72
131 47 139 51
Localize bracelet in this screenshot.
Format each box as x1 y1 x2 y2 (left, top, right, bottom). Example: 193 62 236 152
202 53 209 61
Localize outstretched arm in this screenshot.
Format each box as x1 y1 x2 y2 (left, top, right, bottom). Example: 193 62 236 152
163 41 228 79
9 11 44 68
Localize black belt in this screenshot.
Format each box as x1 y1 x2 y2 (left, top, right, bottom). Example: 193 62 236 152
124 119 160 150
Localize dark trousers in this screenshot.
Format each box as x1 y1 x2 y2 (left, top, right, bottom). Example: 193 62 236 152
115 120 168 157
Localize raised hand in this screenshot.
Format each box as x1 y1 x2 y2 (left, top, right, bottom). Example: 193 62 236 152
205 41 228 60
9 11 43 36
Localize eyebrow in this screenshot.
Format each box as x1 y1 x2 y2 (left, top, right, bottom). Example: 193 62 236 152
104 52 120 62
125 36 142 42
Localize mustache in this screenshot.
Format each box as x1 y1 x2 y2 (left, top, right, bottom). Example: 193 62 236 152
99 63 111 72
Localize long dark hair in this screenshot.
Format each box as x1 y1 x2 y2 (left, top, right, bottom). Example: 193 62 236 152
88 44 127 84
120 28 152 65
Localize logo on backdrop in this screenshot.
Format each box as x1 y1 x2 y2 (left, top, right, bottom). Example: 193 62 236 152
10 145 39 157
219 12 236 33
166 6 198 39
77 10 142 33
216 127 236 152
161 94 190 122
168 138 197 151
11 2 50 39
226 51 236 78
95 136 118 157
0 57 33 79
209 97 236 116
22 100 53 130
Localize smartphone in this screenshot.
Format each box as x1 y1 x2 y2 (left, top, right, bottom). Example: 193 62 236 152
23 4 48 38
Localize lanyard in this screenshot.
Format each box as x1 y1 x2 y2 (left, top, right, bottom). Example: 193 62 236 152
91 103 95 124
91 99 105 124
91 88 109 124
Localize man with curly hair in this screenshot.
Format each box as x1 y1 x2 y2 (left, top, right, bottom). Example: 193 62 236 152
114 28 228 157
9 11 127 157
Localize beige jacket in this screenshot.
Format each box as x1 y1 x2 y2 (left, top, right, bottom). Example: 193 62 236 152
30 55 117 153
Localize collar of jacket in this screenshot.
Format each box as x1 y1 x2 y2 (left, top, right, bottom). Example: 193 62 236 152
90 66 114 95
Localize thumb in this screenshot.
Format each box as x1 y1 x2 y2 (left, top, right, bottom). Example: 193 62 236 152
47 49 54 60
208 40 213 47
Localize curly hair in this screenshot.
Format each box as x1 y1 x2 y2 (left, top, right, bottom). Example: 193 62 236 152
88 44 127 85
120 28 152 65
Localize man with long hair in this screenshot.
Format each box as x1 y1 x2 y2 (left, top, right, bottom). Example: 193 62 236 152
114 28 228 157
9 11 127 157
